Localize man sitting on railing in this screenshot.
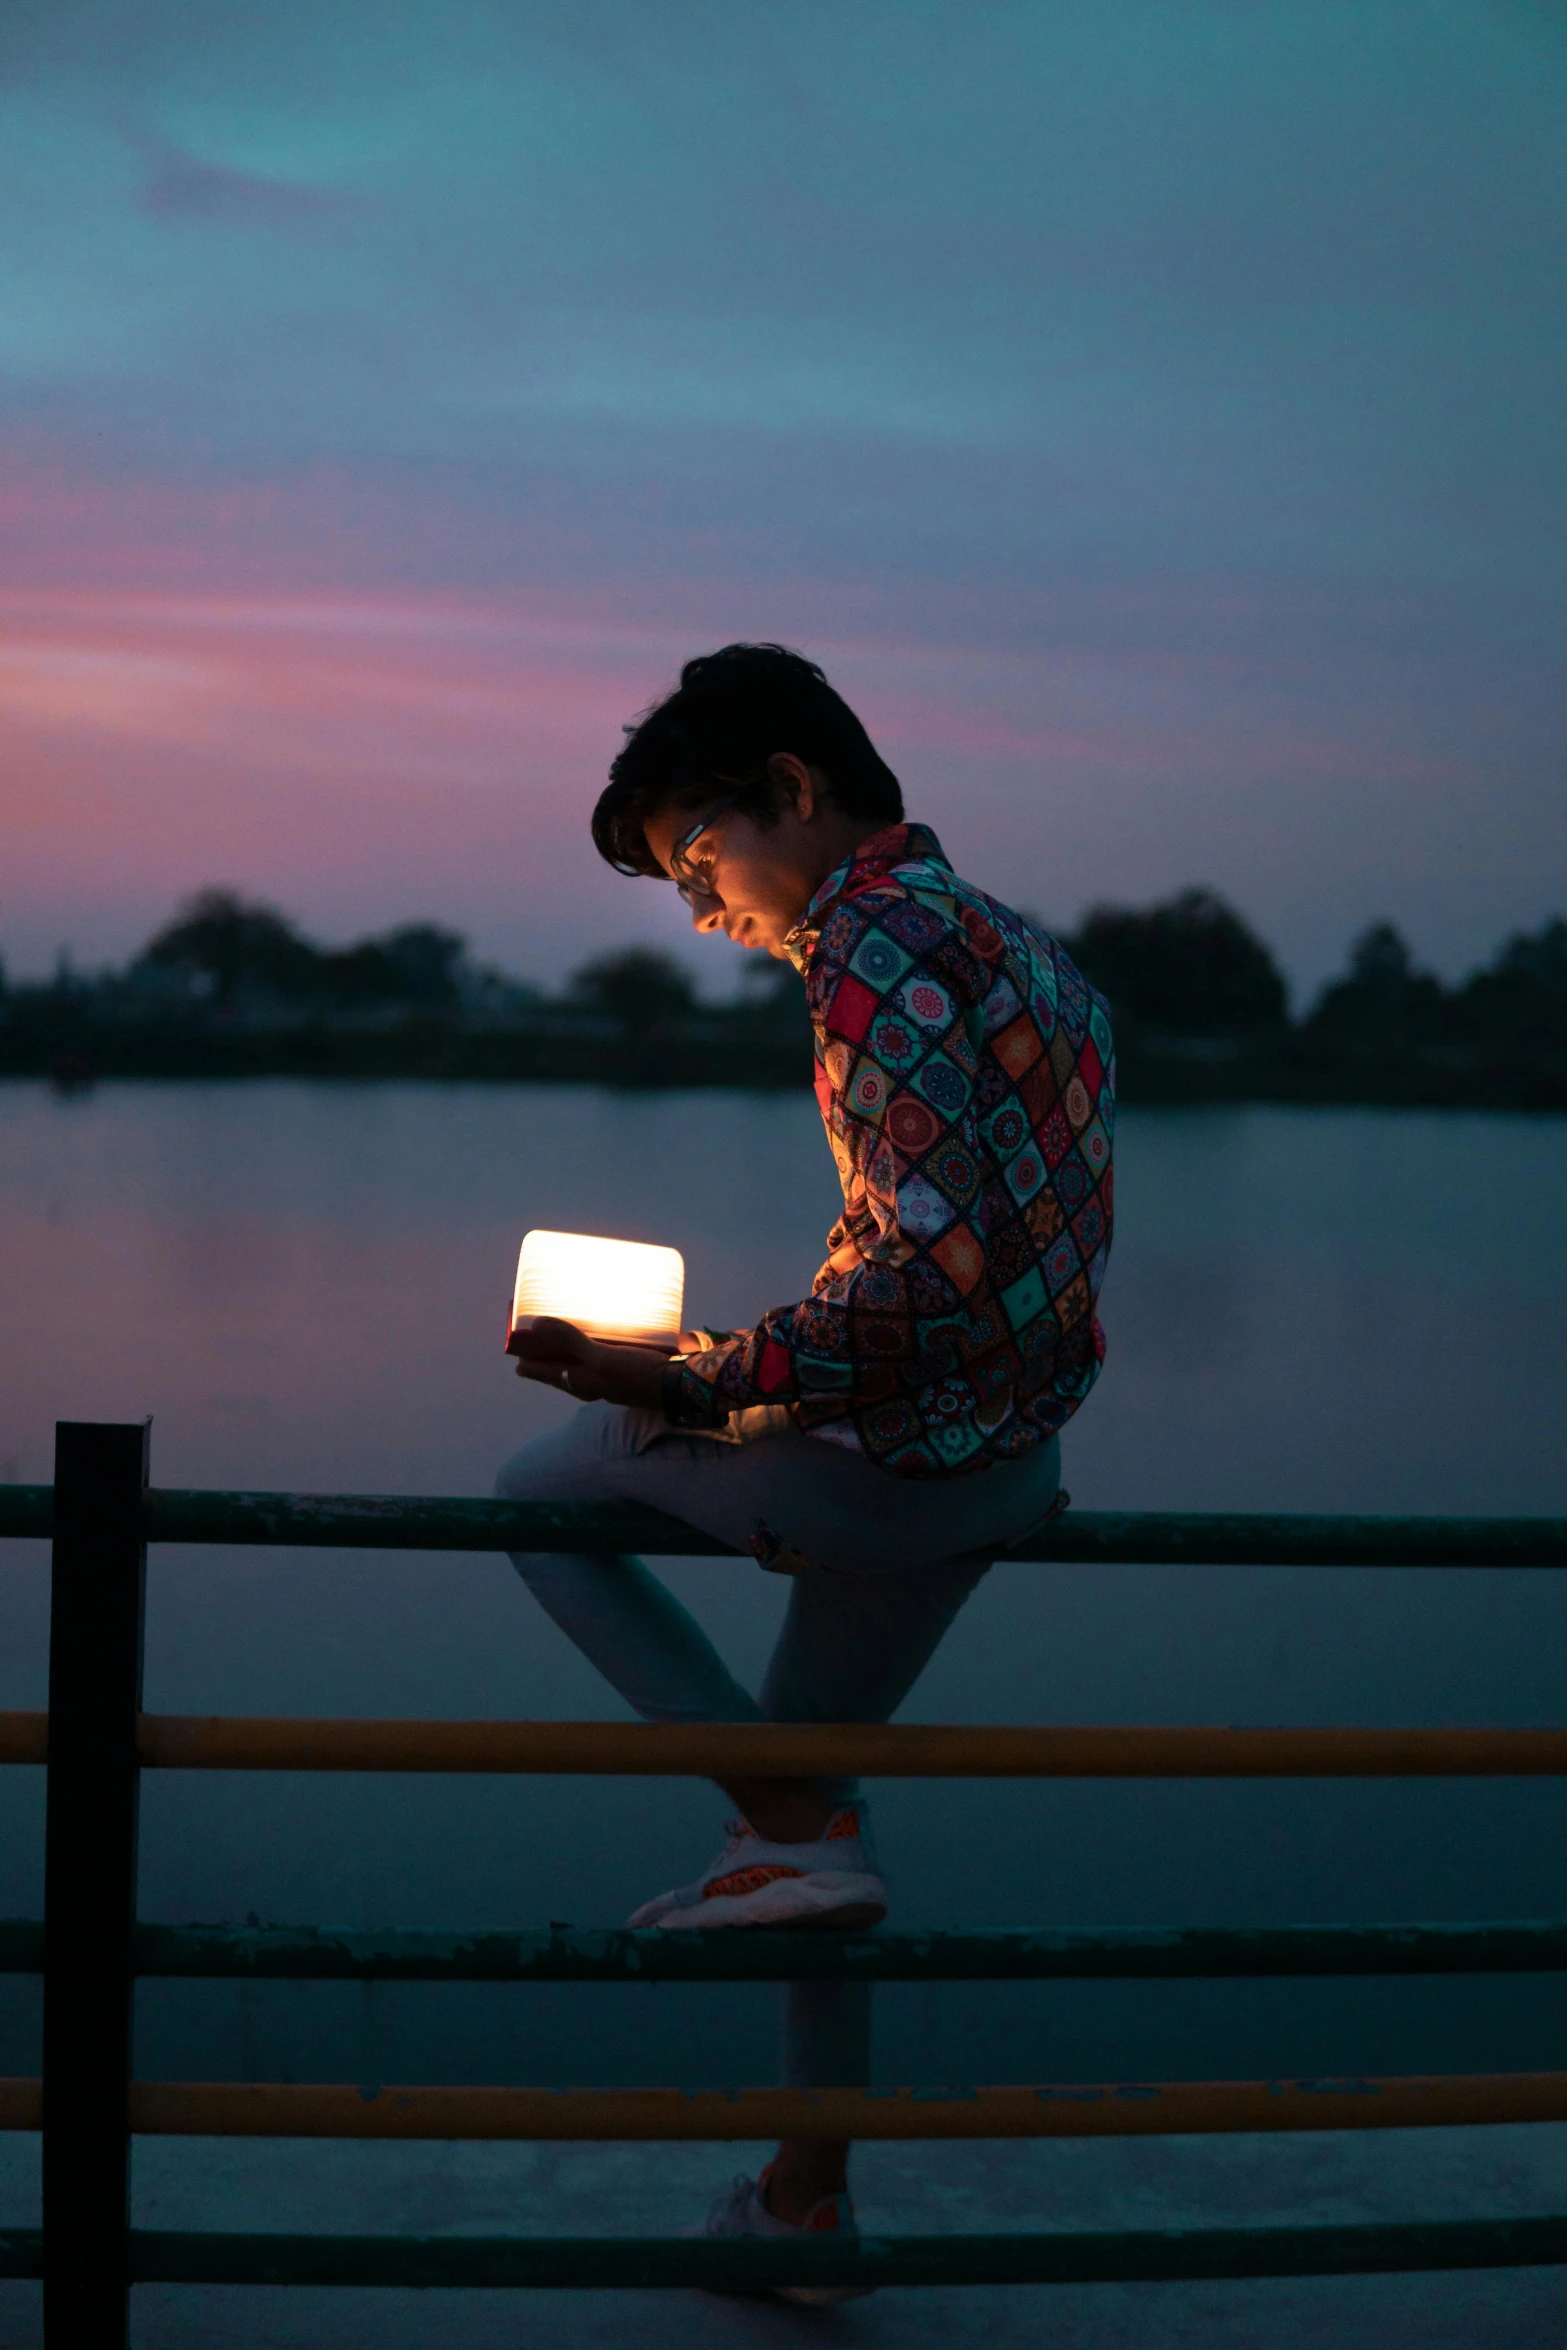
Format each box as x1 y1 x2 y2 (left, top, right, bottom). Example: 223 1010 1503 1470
499 643 1114 2297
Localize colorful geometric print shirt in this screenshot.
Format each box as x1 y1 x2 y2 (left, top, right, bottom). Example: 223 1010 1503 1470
670 822 1115 1478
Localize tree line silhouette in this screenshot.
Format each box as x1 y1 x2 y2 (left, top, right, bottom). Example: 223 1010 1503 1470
3 885 1563 1107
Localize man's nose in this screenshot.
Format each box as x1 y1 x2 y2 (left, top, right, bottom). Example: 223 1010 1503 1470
690 899 726 935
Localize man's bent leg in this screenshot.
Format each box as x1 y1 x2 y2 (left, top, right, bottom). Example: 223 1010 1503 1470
763 1546 994 1726
496 1410 761 1727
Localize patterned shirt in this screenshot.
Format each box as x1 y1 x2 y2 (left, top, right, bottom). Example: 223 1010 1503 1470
671 822 1115 1477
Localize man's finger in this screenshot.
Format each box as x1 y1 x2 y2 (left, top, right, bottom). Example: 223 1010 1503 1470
508 1314 590 1363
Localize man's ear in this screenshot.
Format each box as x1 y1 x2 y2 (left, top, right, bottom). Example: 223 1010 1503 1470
767 752 821 821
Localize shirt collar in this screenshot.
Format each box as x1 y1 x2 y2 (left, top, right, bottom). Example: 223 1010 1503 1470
783 822 949 973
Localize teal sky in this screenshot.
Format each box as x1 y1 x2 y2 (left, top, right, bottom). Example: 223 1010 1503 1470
2 1 1563 996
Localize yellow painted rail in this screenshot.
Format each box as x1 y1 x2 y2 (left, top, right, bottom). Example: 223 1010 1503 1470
3 2073 1566 2142
6 1713 1567 1775
0 1717 43 1765
0 2082 39 2130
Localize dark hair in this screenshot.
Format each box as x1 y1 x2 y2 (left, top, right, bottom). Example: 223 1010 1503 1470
591 642 903 876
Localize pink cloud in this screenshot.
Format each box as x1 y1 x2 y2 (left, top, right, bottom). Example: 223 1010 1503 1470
1 437 1544 989
0 587 697 972
5 585 1379 807
0 590 685 771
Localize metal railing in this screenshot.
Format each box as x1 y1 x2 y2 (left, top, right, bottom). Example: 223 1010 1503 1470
2 1421 1566 2339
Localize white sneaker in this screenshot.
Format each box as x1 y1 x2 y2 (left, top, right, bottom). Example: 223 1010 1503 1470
705 2164 872 2305
627 1804 887 1931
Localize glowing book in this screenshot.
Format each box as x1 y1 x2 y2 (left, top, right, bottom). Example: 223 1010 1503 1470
507 1229 685 1353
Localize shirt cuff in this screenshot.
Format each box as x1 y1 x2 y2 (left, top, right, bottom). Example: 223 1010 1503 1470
660 1359 731 1430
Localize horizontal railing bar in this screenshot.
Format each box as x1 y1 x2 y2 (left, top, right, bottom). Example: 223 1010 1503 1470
0 2215 1560 2289
64 2070 1567 2139
105 1917 1567 1981
120 1916 1567 1982
135 1496 1567 1565
3 1486 1565 1565
136 1716 1567 1776
1 1714 1563 1775
1 1917 1564 1982
5 2072 1567 2140
114 2215 1567 2288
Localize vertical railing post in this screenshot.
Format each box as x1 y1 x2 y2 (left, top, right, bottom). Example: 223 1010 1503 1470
43 1421 149 2349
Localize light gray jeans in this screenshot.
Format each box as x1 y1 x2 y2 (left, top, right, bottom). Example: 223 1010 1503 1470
495 1402 1062 2091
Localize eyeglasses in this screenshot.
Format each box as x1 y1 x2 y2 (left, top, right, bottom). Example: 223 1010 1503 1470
666 794 740 907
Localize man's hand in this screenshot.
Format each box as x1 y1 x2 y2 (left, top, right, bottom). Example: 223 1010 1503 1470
508 1316 669 1411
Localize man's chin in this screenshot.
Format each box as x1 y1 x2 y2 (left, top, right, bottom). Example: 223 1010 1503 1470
725 916 789 956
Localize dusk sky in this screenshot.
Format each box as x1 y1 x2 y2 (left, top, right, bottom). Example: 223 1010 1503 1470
3 1 1563 1001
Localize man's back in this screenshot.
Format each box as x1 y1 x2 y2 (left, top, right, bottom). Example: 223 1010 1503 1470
679 819 1115 1476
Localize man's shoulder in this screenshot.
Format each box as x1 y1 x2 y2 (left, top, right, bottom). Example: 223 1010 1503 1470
808 830 1108 1038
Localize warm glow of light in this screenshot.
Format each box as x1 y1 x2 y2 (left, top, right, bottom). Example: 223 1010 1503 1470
509 1229 685 1350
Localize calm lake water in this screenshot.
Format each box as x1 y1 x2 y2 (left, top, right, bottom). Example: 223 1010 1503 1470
1 1080 1564 2092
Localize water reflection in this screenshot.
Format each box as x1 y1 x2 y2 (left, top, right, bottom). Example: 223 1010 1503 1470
0 1081 1563 2084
